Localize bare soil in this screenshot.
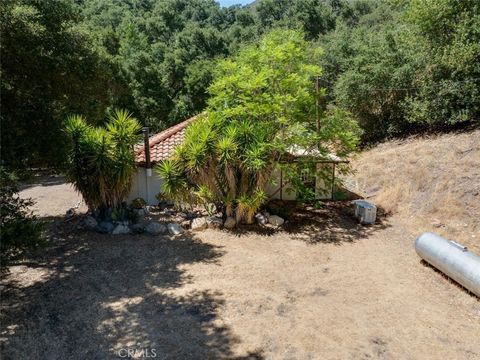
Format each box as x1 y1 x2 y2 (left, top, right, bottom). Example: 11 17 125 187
1 176 479 359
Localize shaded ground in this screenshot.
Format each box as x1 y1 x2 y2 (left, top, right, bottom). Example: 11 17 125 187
1 178 479 359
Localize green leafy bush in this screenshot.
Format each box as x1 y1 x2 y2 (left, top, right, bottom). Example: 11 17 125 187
0 168 45 264
131 198 146 209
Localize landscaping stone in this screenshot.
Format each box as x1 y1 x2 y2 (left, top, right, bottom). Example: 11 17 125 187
133 208 148 220
223 217 236 229
83 216 98 229
268 215 284 227
145 221 167 235
168 222 184 235
206 216 223 229
112 224 131 235
255 213 268 225
95 221 114 234
191 217 207 231
65 208 75 218
130 223 146 234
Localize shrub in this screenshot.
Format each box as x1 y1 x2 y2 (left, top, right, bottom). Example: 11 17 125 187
0 167 45 264
64 109 141 218
131 198 146 209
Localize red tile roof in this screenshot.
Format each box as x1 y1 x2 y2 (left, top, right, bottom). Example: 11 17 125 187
135 114 198 166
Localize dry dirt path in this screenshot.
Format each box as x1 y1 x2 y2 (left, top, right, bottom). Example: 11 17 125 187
1 179 478 359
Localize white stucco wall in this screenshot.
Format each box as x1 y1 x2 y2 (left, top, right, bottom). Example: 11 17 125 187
127 168 163 205
128 163 334 205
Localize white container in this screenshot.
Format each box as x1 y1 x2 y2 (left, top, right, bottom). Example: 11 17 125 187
353 200 377 224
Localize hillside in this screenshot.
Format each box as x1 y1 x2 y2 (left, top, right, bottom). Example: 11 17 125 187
348 129 480 251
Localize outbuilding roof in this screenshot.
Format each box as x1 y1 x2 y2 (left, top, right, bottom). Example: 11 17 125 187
135 114 198 166
135 114 348 166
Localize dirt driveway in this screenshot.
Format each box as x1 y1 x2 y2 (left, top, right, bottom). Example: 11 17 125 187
1 178 479 359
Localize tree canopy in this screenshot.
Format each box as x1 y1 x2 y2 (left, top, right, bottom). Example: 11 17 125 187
157 29 360 223
1 0 478 171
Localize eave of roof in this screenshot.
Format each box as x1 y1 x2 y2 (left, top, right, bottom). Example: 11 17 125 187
135 114 199 166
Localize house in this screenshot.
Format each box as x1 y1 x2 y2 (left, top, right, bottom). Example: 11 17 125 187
128 115 348 205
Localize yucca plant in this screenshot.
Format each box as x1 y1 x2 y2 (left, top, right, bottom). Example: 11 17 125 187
65 109 140 217
156 30 360 227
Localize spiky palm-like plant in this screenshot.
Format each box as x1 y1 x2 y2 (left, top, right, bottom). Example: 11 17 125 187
157 30 360 227
65 110 140 215
157 113 273 224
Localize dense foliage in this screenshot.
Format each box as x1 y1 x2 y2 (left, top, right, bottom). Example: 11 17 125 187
64 110 140 214
0 168 45 264
0 0 116 169
157 30 360 223
2 0 479 171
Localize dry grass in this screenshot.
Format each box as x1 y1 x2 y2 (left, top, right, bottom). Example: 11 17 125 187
347 129 480 251
2 173 480 359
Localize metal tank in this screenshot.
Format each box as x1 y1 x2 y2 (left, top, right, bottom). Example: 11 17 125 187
415 232 480 297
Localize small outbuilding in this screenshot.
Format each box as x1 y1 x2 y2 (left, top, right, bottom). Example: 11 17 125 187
128 115 348 205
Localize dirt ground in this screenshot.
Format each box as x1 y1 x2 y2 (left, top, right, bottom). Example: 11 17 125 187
1 177 479 359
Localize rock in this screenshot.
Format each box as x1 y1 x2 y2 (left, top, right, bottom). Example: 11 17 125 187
186 212 198 220
168 222 184 235
177 212 188 219
83 216 98 229
162 208 175 216
255 213 268 225
133 208 147 220
145 221 167 235
66 208 75 218
191 217 207 231
112 224 131 235
206 216 223 229
223 217 236 229
268 215 284 227
95 221 114 234
130 223 146 234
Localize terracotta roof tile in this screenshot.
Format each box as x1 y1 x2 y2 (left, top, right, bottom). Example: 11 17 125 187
135 114 199 166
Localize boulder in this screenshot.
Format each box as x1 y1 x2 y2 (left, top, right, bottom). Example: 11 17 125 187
255 213 268 225
112 224 131 235
191 217 207 231
268 215 284 227
206 216 223 229
168 222 184 235
130 223 146 234
83 216 98 230
133 208 148 220
223 217 236 229
95 221 114 234
145 221 167 235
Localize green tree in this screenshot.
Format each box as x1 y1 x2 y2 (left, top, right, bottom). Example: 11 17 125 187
0 0 116 170
157 30 360 224
402 0 480 127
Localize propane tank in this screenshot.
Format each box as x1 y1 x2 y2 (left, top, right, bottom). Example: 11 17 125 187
415 232 480 297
